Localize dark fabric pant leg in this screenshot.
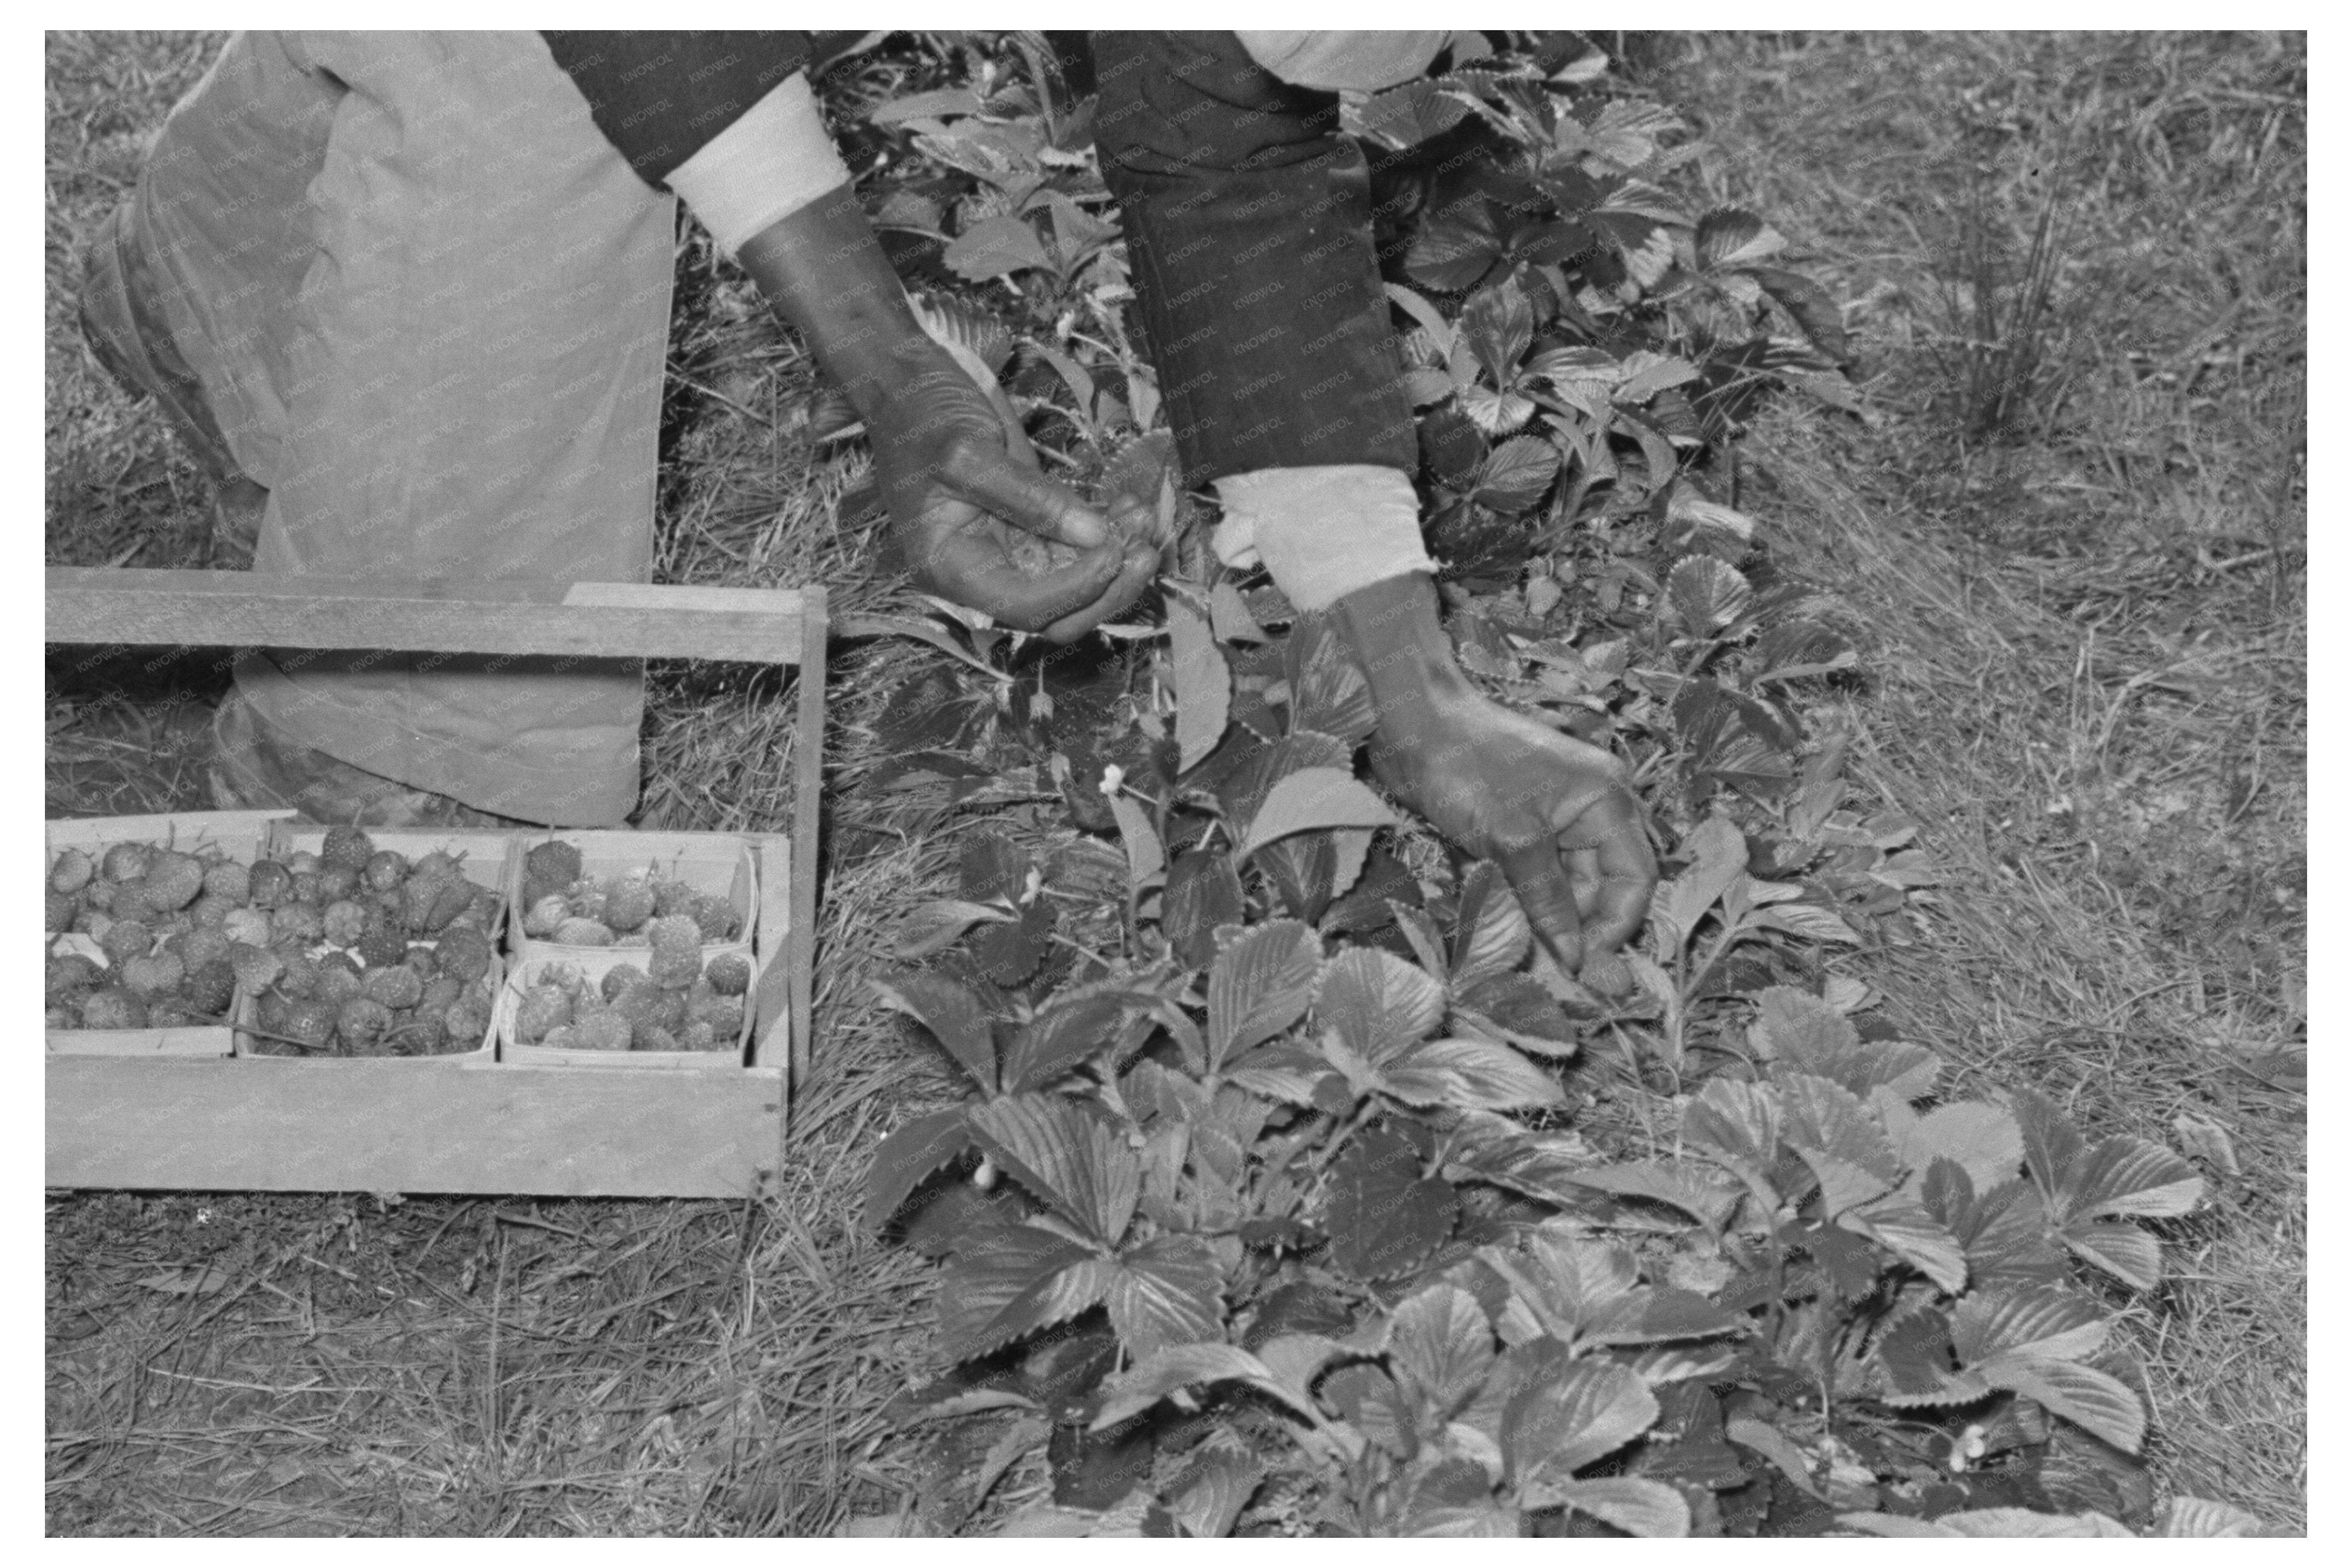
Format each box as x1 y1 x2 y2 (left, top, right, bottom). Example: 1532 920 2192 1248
1085 31 1414 488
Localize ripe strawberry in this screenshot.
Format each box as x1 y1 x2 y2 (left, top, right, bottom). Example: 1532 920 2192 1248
81 986 148 1030
46 892 77 934
522 895 571 938
246 860 294 909
321 900 370 947
689 893 741 943
363 964 424 1010
179 929 233 970
100 842 150 884
363 850 408 893
201 859 250 903
553 918 615 946
182 958 236 1015
353 915 409 971
571 1011 633 1052
319 825 376 873
279 999 338 1052
50 849 94 894
515 984 575 1043
433 926 493 986
98 919 153 967
601 879 657 934
704 953 752 997
119 951 184 998
140 852 206 912
227 943 283 996
645 915 703 989
601 964 651 1003
271 903 326 945
337 997 396 1054
520 840 583 910
311 963 364 1008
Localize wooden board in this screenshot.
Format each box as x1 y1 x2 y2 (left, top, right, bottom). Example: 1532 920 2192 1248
46 1056 787 1199
46 569 813 665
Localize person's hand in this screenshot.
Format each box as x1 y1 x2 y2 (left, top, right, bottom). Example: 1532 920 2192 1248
869 346 1157 642
1335 574 1656 978
734 190 1155 641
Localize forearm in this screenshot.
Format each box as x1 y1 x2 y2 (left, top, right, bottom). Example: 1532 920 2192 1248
736 186 939 422
1330 572 1474 720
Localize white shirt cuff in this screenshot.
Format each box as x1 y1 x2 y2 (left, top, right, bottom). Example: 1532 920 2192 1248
1233 31 1450 92
664 72 855 257
1211 465 1433 612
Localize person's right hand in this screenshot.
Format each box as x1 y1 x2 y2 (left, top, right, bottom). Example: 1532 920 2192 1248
870 342 1157 643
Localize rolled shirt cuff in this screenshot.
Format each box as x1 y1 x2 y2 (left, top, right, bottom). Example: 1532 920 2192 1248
664 71 855 257
1233 31 1450 92
1211 465 1433 612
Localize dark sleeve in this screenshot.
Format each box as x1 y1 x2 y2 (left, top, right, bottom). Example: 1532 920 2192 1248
540 31 822 188
1088 31 1415 486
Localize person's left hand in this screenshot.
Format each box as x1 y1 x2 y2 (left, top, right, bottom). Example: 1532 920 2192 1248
869 344 1157 642
1368 686 1656 977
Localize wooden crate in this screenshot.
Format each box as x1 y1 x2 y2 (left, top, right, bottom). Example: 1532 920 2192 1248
44 570 823 1198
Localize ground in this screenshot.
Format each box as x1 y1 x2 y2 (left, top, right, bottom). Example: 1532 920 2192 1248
44 31 2304 1535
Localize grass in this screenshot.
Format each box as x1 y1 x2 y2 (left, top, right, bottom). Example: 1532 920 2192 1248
1656 30 2305 1527
46 30 2304 1535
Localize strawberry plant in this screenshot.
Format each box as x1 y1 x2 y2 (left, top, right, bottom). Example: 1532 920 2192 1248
826 31 2265 1537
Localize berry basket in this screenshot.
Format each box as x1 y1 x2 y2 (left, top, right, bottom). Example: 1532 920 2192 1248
507 830 757 968
497 944 758 1071
45 810 295 1057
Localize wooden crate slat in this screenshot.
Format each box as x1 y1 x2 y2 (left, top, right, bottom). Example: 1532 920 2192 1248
47 568 811 665
46 1057 786 1198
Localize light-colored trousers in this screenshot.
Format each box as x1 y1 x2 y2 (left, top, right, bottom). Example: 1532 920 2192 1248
130 31 675 824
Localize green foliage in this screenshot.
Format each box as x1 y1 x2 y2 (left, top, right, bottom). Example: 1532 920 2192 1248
846 30 2255 1538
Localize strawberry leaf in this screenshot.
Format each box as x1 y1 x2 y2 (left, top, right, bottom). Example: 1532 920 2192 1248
2064 1135 2204 1222
1503 1353 1658 1485
1985 1357 2147 1456
872 972 998 1095
1001 986 1136 1094
1316 946 1447 1067
1091 1343 1316 1431
1449 861 1533 987
1386 1284 1495 1421
1656 815 1747 955
1527 1477 1690 1537
1664 554 1752 633
1780 1073 1903 1217
894 898 1017 960
1167 590 1230 774
944 212 1053 281
1695 205 1784 270
1163 849 1244 971
1384 1036 1567 1112
939 1224 1106 1361
865 1107 974 1231
1239 768 1395 862
1682 1078 1784 1202
1326 1127 1458 1281
1206 918 1320 1070
1104 1234 1225 1359
967 1094 1139 1246
1749 265 1852 366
